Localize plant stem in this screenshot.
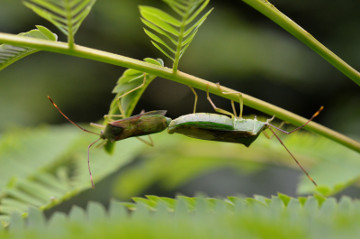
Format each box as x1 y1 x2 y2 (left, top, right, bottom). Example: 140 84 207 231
0 33 359 153
242 0 360 87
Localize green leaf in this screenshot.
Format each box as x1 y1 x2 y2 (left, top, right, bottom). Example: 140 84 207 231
8 213 24 232
0 25 57 71
87 202 106 222
107 58 164 119
68 206 86 222
108 200 128 221
140 0 213 71
23 0 96 45
27 207 45 229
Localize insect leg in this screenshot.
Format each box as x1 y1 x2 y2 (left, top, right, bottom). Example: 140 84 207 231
267 127 317 187
267 106 324 135
263 121 286 140
111 73 148 121
206 84 235 118
213 83 244 119
262 130 271 139
236 93 243 119
88 138 101 189
136 135 154 146
188 86 198 113
117 73 147 101
103 114 124 120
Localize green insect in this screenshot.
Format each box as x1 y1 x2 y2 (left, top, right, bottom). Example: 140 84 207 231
48 75 171 188
168 84 323 186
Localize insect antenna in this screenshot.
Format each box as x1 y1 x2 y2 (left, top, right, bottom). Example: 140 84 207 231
264 107 324 187
267 127 317 186
268 106 324 134
48 96 100 136
48 96 102 188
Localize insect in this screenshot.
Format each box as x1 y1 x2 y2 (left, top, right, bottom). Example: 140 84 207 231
168 84 323 186
48 76 171 188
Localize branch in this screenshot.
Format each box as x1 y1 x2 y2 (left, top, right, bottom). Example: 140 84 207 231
242 0 360 87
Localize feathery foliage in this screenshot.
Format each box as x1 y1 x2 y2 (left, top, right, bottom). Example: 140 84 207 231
2 195 360 238
139 0 213 72
0 125 147 225
0 26 57 71
23 0 96 46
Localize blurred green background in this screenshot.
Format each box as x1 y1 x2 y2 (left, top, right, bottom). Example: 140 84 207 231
0 0 359 208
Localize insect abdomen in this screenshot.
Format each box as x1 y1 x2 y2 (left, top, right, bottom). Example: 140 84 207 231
168 113 265 147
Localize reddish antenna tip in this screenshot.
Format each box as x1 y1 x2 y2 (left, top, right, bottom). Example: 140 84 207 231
311 106 324 119
47 95 54 104
48 95 100 136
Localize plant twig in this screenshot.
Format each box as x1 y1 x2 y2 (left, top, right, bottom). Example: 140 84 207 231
242 0 360 86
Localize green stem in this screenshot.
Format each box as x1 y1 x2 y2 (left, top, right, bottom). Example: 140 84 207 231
0 33 359 153
65 0 75 48
242 0 360 86
172 0 191 73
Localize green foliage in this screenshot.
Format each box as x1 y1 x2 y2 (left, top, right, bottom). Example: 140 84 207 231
0 125 147 225
0 25 57 71
1 195 360 238
103 57 164 153
23 0 96 45
139 0 213 71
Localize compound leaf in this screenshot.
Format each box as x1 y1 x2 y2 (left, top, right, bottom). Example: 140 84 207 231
0 26 57 71
140 0 212 71
23 0 96 45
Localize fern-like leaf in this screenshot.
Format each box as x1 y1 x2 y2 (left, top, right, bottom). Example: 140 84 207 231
0 26 57 71
3 195 360 238
23 0 96 46
0 125 146 225
140 0 212 72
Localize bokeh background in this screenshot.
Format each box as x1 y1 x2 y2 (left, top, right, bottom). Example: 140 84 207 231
0 0 359 209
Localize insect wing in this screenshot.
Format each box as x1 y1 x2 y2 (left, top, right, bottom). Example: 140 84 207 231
140 110 167 116
109 110 168 128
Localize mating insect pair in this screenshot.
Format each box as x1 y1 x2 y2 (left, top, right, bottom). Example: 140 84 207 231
49 80 322 188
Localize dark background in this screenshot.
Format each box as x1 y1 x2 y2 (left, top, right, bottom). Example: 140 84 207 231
0 0 359 203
